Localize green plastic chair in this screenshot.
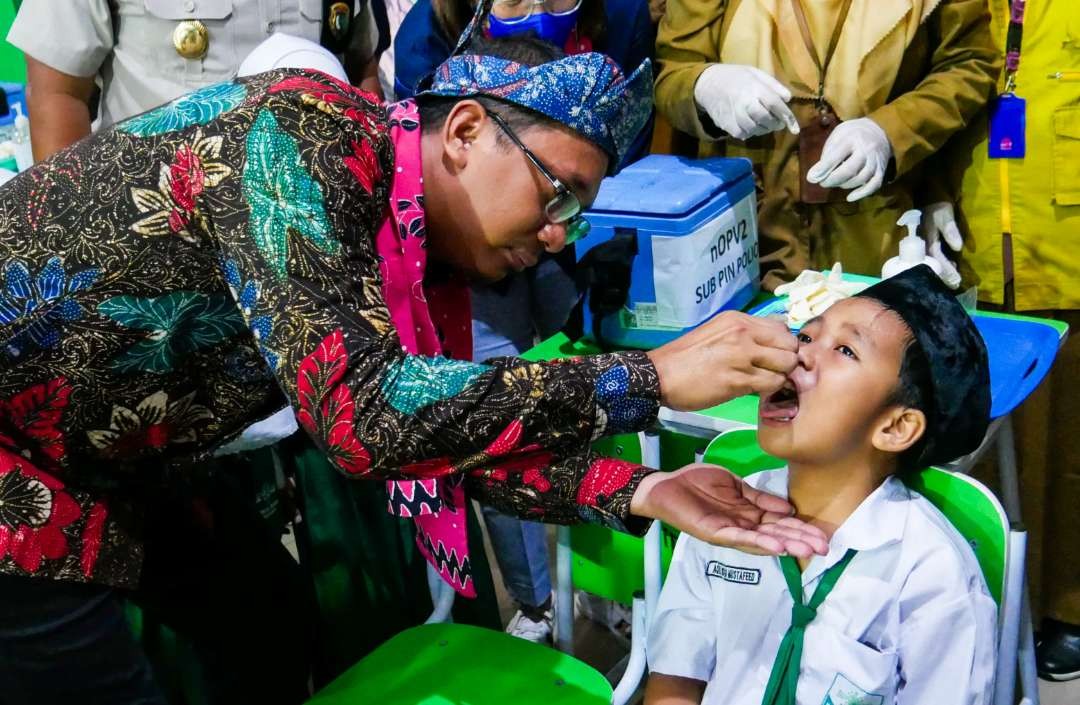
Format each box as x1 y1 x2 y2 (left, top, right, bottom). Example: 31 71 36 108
306 622 612 704
701 429 1025 704
304 432 665 705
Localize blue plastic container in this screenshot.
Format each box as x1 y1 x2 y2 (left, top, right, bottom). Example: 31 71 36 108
577 155 760 349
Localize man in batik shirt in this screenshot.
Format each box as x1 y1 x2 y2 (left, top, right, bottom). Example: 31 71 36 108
0 35 823 704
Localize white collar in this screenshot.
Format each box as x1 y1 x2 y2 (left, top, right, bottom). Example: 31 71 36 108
746 468 911 586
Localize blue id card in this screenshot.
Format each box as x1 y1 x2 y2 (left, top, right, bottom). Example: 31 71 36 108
989 94 1026 158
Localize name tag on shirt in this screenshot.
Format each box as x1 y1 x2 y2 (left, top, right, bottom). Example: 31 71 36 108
989 94 1027 159
822 674 885 705
705 561 761 585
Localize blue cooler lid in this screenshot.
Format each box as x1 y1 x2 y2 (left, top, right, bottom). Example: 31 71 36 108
589 154 753 217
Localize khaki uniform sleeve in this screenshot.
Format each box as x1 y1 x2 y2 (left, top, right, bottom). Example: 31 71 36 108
7 0 114 78
869 0 1001 178
654 0 728 141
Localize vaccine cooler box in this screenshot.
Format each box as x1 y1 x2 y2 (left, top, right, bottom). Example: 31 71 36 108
577 154 761 349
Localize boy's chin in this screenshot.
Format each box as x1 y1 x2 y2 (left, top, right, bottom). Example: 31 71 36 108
756 417 826 466
756 418 794 458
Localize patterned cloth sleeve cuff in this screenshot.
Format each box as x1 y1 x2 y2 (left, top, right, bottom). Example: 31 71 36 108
571 349 661 441
576 455 655 537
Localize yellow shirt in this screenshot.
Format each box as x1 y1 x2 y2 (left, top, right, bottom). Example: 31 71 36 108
955 0 1080 310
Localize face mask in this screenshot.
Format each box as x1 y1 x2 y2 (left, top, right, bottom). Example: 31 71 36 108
487 8 580 48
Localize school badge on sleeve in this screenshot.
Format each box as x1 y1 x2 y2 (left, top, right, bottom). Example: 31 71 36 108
822 674 884 705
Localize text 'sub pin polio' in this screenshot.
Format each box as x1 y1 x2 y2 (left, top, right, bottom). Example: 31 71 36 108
990 0 1027 159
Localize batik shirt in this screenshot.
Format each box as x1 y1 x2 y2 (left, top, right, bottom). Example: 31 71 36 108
0 69 660 588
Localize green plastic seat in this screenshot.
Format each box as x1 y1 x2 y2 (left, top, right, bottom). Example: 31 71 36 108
306 623 611 705
702 429 1008 605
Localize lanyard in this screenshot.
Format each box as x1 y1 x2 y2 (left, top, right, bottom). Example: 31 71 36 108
760 549 859 705
1003 0 1027 93
789 0 856 109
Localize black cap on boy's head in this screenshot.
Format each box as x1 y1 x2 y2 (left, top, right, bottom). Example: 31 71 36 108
855 265 991 469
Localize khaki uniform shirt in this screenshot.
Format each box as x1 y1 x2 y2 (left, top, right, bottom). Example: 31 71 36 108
655 0 999 286
8 0 378 127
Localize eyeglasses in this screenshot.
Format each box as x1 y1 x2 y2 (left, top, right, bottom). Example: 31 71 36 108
490 0 583 22
486 110 591 245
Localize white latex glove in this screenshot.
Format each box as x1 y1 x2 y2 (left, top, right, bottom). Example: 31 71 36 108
693 64 801 141
806 118 892 202
921 201 964 289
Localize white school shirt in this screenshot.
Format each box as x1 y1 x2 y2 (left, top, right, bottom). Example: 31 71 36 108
648 468 997 705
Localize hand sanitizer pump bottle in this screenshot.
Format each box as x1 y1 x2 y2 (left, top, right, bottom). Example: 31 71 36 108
881 209 943 280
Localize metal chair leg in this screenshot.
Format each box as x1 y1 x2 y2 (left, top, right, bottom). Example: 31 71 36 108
995 415 1024 523
1018 577 1040 705
611 593 648 705
555 524 575 655
995 528 1026 705
995 415 1040 705
642 431 662 632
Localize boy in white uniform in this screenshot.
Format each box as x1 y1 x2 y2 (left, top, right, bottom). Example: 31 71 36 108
647 265 998 705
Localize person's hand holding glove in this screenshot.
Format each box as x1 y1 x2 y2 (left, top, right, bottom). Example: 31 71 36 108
806 117 892 202
694 64 801 141
920 201 964 289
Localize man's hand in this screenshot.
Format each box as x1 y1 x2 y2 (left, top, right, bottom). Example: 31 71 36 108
693 64 800 141
631 464 830 558
647 312 797 411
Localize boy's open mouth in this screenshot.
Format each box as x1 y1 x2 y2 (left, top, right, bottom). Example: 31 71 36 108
761 379 800 423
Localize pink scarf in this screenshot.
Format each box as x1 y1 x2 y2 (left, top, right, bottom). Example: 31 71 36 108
377 100 477 597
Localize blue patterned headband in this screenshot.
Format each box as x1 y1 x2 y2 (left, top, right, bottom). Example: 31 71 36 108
418 52 653 171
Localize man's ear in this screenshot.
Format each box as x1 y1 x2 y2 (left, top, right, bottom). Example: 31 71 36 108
440 99 486 170
871 406 927 455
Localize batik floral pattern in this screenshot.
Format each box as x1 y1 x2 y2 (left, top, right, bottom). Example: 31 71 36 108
86 391 214 458
268 75 378 131
0 377 81 575
0 69 661 588
242 109 337 278
119 82 248 137
296 330 371 476
220 257 278 369
98 292 247 373
592 364 657 439
0 457 80 573
380 355 491 415
0 378 71 471
129 131 233 242
0 257 99 359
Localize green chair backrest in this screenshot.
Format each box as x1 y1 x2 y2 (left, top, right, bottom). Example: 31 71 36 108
702 429 1008 606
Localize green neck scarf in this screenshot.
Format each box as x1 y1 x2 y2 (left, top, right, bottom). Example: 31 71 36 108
761 549 858 705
